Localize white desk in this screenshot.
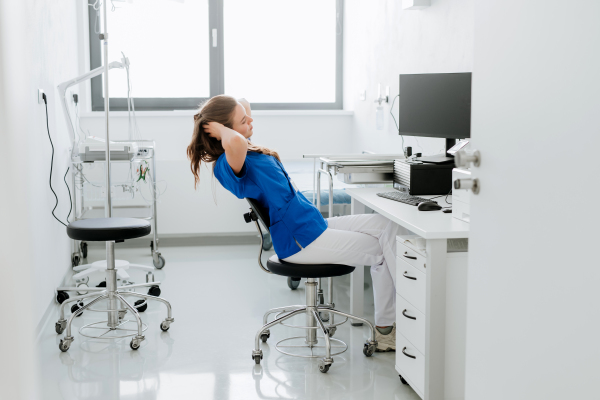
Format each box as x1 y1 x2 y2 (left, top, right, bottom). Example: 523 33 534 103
346 188 470 400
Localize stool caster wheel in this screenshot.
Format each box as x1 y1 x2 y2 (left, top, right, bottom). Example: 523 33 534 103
287 277 300 290
56 291 70 304
80 242 88 259
160 321 170 331
328 326 336 337
399 375 408 385
260 333 270 343
148 285 161 297
130 337 144 350
318 359 332 373
59 338 73 352
363 342 375 357
71 302 84 317
252 350 263 365
96 281 106 288
135 299 147 312
55 320 66 334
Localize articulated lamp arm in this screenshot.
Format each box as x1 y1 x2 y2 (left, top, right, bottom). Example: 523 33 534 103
57 60 125 155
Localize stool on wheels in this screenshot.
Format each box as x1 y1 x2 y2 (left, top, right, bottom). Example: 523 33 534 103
56 218 174 352
243 199 378 373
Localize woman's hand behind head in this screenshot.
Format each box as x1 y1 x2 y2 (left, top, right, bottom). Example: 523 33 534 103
203 121 225 140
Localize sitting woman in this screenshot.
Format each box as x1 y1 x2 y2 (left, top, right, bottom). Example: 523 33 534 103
187 95 402 351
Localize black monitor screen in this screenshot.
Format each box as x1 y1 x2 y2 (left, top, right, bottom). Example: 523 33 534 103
399 73 471 139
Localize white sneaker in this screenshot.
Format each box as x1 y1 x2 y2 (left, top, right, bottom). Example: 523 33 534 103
375 323 396 352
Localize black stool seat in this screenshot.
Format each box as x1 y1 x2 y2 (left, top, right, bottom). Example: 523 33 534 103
67 218 151 242
267 257 355 278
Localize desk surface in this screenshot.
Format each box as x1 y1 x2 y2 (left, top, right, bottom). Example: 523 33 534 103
346 188 470 239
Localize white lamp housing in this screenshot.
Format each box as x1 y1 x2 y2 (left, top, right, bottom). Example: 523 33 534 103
403 0 430 10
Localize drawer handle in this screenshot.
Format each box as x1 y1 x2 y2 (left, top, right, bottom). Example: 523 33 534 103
402 347 416 359
402 271 417 280
402 309 416 320
403 252 417 260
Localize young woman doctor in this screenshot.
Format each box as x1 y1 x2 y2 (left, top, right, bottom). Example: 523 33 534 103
187 95 403 351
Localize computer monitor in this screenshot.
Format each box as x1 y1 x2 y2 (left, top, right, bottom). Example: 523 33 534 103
399 72 472 142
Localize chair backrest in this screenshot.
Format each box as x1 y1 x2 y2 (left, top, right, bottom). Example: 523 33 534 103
246 198 270 231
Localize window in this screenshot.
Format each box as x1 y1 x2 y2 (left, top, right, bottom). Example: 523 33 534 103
88 0 343 111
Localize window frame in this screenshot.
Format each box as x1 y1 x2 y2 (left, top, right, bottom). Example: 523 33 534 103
88 0 343 111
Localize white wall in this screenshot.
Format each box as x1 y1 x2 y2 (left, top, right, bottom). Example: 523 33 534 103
0 0 80 397
343 0 474 156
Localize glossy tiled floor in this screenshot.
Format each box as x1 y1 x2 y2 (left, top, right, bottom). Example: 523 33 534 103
37 243 421 399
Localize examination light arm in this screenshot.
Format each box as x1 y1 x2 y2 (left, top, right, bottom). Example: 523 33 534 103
57 60 125 153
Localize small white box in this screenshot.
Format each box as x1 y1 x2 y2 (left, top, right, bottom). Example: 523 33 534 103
452 168 471 223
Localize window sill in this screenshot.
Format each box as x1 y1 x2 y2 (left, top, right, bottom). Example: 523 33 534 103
80 110 354 118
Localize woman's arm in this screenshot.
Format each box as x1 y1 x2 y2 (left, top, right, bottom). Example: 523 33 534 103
204 122 248 174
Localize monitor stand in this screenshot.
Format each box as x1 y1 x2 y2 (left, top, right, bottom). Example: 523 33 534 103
418 138 456 164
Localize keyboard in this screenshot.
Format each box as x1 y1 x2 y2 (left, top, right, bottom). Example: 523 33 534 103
376 191 437 206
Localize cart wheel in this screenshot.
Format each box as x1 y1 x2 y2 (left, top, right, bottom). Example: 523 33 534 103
148 285 161 297
71 302 84 317
56 291 70 304
153 254 166 269
399 375 408 385
96 281 107 288
134 299 147 312
80 242 88 259
71 254 81 268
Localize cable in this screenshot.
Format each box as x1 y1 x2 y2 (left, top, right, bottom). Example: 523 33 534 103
389 94 405 149
42 94 68 227
64 167 73 223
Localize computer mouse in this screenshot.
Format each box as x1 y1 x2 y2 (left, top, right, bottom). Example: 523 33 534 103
417 201 442 211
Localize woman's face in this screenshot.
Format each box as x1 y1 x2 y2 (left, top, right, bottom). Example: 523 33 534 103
231 103 253 139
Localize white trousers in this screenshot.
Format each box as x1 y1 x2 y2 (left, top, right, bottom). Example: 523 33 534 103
279 213 406 326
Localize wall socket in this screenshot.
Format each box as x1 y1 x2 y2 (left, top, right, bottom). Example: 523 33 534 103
359 90 366 101
38 89 45 104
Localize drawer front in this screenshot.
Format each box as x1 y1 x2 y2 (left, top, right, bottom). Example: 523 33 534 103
397 240 427 274
396 257 426 314
396 294 426 354
395 331 425 397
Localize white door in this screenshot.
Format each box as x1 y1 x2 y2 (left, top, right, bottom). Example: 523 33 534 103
465 1 600 399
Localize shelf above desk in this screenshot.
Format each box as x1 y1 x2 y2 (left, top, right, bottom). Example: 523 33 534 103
345 188 470 239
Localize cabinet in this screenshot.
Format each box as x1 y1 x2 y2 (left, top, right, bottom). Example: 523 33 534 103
395 237 468 400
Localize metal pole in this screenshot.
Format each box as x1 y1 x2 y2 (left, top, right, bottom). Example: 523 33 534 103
106 241 118 328
102 0 112 218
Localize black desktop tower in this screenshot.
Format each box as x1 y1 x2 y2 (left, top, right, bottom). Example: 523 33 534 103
393 160 454 196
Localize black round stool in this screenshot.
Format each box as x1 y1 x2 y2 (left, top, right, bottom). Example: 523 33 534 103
56 218 174 352
244 199 378 373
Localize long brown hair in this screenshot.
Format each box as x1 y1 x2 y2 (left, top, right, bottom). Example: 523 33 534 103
186 95 281 188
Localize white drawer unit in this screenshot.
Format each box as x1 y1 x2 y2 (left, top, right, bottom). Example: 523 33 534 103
395 235 468 400
396 257 426 314
396 293 426 354
396 331 425 398
397 239 427 274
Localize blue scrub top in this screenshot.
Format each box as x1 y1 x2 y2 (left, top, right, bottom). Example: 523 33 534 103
214 151 327 259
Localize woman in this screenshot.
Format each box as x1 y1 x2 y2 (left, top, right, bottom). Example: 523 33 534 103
187 95 401 351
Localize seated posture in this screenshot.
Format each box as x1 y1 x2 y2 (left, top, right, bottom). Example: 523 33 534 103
187 95 402 351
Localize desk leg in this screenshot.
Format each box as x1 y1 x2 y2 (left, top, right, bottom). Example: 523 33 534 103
350 198 366 324
424 239 448 400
